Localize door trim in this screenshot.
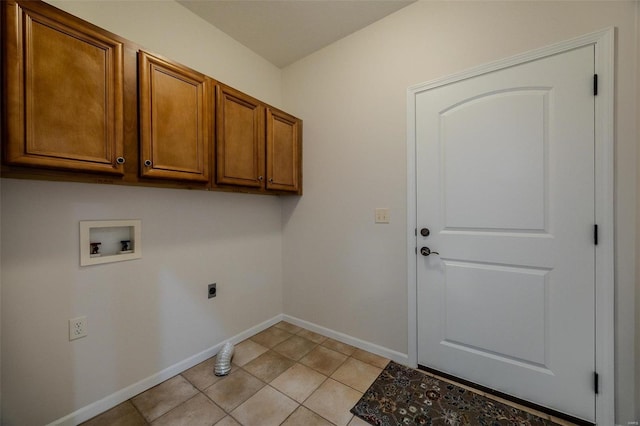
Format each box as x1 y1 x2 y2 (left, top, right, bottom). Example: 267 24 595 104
406 28 614 425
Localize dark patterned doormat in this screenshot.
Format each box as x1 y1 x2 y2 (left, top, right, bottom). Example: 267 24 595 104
351 361 564 426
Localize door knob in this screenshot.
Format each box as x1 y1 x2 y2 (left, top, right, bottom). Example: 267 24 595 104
420 228 430 237
420 247 439 256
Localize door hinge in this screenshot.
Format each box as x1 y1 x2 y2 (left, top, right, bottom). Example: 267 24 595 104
594 371 599 394
594 224 598 245
415 228 417 236
593 74 598 96
415 247 417 254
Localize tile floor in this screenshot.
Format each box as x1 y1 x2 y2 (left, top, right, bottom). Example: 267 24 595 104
82 321 577 426
82 322 382 426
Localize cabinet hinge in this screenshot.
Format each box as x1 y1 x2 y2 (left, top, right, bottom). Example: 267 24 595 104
593 74 598 96
594 371 599 394
594 224 598 245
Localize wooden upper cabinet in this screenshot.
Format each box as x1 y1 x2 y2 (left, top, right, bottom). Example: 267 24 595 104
3 1 125 174
266 108 302 194
138 51 210 182
2 1 302 195
216 85 264 188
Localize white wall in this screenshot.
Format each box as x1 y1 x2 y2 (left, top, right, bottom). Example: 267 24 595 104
1 2 285 425
281 1 638 424
636 2 640 422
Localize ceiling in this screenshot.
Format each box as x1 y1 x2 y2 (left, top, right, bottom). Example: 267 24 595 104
177 0 415 68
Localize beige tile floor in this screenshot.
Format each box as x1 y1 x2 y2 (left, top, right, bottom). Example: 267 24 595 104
82 322 381 426
82 321 578 426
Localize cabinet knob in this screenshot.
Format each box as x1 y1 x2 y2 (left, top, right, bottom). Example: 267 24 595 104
144 160 152 167
258 176 263 181
116 156 125 165
268 178 273 183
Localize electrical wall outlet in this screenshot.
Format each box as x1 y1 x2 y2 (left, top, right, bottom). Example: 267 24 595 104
208 283 217 299
69 316 87 341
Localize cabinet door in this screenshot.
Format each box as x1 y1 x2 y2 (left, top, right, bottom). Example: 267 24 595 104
266 108 302 193
3 1 124 174
138 51 210 182
216 85 264 188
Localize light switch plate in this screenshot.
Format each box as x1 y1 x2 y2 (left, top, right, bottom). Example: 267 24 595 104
375 208 390 224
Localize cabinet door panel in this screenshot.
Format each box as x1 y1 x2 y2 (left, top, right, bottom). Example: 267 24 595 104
216 86 264 188
266 108 301 193
3 1 124 174
138 51 210 182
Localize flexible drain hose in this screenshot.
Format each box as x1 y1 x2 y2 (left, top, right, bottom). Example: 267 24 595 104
214 342 234 376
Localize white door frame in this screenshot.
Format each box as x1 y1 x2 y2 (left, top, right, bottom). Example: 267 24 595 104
406 28 615 425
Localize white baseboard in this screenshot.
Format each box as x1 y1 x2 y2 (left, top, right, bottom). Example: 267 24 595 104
48 313 406 426
48 314 284 426
282 314 409 365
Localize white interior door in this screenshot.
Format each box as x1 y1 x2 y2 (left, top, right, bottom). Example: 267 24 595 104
415 45 596 422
